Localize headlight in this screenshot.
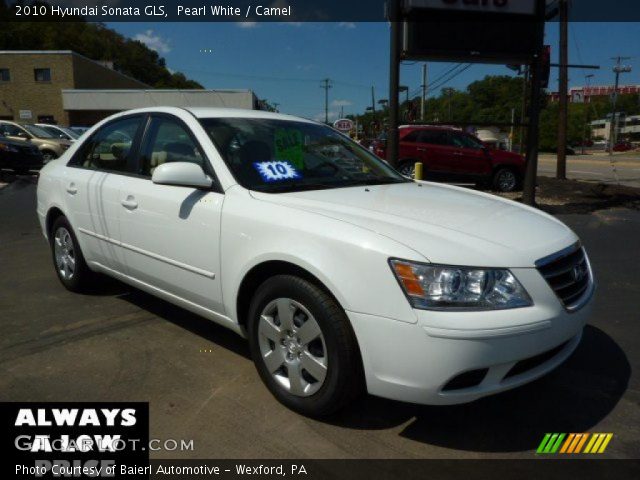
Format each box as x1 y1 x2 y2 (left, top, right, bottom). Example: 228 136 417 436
390 259 533 311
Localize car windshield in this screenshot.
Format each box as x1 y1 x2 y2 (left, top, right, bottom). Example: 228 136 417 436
42 125 79 140
200 118 409 193
24 124 56 139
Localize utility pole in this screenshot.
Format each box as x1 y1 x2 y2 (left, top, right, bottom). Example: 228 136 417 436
609 57 632 155
421 63 428 122
371 86 376 114
444 88 454 121
387 0 401 167
582 74 594 154
321 78 332 124
522 53 544 206
556 0 569 180
519 65 529 154
510 108 516 152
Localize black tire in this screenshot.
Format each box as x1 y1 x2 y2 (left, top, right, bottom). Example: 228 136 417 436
247 275 363 417
398 160 417 178
49 216 94 292
492 167 521 192
42 150 57 163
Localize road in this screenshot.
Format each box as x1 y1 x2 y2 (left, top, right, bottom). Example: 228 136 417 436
0 179 638 460
538 153 640 188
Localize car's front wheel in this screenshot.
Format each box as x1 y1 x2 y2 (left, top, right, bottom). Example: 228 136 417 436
247 275 363 416
50 216 94 292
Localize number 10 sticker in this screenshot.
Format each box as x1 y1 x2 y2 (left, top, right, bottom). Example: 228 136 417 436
254 161 301 182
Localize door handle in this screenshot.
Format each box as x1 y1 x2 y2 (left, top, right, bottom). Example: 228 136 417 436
453 151 464 156
66 183 78 195
417 147 427 152
121 196 138 210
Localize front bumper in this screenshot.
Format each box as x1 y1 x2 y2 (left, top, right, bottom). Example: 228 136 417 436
347 267 593 405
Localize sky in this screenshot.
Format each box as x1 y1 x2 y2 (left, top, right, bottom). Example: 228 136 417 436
107 21 640 122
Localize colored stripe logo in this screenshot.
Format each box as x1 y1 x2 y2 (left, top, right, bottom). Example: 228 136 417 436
537 433 613 454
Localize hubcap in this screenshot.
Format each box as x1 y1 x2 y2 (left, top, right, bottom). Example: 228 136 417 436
498 171 517 191
54 227 76 280
258 298 327 397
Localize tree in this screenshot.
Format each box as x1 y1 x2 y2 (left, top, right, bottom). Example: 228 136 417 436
0 3 203 89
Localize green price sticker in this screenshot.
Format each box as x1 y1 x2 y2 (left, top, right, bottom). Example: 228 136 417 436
275 129 304 169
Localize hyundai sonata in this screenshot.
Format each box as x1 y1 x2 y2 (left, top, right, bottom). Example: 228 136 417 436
37 107 594 416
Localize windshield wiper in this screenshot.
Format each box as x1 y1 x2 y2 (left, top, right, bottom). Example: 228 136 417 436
255 182 339 193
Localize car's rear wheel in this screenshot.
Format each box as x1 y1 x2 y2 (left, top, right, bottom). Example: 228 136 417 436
50 216 94 292
493 168 520 192
247 275 363 417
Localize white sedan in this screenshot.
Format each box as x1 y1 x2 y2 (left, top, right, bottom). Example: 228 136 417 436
37 107 594 416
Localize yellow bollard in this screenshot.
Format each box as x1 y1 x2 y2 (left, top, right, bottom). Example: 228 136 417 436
414 162 423 181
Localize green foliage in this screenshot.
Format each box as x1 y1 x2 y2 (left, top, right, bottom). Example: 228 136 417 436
355 74 640 148
0 5 202 89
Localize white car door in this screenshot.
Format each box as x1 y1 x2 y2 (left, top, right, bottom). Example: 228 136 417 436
64 115 145 274
118 114 225 314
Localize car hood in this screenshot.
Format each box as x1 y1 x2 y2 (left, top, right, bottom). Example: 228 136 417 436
0 137 29 148
488 148 524 163
38 137 72 147
251 182 578 268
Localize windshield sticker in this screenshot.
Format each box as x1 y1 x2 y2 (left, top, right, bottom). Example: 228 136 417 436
274 129 304 169
254 161 301 182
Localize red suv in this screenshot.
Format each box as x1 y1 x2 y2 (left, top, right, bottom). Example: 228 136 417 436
373 126 526 192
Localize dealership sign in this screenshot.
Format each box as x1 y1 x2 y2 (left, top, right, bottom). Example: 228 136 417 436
333 118 354 132
404 0 537 16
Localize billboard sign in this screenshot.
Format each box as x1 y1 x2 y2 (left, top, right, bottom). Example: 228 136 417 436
401 0 546 64
404 0 537 16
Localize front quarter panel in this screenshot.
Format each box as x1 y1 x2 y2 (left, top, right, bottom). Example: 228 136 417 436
221 187 424 325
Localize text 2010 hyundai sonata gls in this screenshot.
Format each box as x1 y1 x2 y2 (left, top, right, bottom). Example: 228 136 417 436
37 107 594 416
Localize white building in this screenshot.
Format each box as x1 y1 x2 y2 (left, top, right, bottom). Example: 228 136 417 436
62 89 260 125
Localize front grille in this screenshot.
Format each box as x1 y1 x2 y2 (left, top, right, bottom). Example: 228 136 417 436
536 244 592 310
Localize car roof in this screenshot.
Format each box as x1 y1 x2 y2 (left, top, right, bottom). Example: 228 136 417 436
401 125 460 132
106 106 319 125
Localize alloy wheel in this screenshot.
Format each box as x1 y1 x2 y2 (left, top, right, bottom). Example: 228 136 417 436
257 298 328 397
497 170 517 192
54 227 76 280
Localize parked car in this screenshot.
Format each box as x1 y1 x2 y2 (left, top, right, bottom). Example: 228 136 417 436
0 132 44 174
613 141 634 152
35 123 81 142
373 126 526 192
0 121 72 163
37 107 594 416
69 126 91 135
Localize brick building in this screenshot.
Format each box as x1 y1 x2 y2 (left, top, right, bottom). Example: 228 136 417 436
0 50 148 125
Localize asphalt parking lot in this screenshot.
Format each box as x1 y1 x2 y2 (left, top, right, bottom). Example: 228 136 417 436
1 176 638 459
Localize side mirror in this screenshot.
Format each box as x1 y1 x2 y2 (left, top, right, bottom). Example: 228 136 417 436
151 162 213 189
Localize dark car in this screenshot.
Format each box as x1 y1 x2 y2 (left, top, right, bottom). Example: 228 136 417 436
0 132 44 174
613 141 635 152
373 126 526 192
